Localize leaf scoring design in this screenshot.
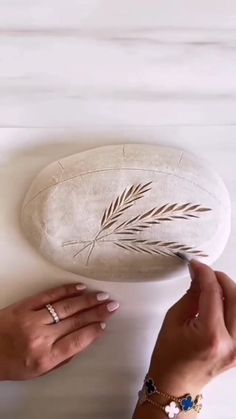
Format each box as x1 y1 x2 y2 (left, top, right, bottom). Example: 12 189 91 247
114 239 207 258
62 181 211 263
113 202 211 235
100 182 152 232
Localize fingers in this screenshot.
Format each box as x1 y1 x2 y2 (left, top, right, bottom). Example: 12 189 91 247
191 260 225 330
167 260 225 329
215 271 236 338
39 291 113 324
51 323 104 365
167 286 200 323
52 300 119 338
166 262 202 322
23 283 87 310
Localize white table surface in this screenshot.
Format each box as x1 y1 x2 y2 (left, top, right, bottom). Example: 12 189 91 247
0 2 235 418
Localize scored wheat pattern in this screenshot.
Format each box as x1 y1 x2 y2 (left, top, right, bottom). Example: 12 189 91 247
100 182 152 233
62 181 211 263
114 239 207 257
113 203 210 235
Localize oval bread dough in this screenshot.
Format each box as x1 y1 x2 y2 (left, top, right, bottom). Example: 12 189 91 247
21 144 231 282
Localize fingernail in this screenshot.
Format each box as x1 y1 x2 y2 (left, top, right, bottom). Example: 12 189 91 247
97 292 110 301
188 259 202 281
100 322 106 330
188 263 195 281
75 283 87 290
107 301 120 312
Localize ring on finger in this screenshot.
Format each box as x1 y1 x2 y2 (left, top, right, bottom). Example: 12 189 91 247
46 304 60 324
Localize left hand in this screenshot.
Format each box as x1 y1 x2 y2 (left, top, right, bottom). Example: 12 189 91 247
0 283 119 380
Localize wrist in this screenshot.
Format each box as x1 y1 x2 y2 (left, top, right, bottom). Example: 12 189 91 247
135 374 203 419
139 378 202 418
148 369 202 398
143 373 203 416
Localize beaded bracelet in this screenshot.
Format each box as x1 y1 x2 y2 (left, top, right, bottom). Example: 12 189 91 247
138 376 203 418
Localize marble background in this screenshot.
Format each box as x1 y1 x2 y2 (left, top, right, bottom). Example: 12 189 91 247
0 1 235 418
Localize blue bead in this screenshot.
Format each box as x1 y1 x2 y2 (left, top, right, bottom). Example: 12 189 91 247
181 396 194 411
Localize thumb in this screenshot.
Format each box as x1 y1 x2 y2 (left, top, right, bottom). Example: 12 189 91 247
168 260 225 329
167 264 201 322
193 261 225 330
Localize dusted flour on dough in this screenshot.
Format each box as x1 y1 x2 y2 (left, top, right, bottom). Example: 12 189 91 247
21 144 231 282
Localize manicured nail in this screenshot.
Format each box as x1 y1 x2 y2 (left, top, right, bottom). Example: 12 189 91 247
107 301 120 312
176 252 192 263
188 263 195 281
100 322 106 330
75 283 87 290
188 259 202 281
97 292 110 301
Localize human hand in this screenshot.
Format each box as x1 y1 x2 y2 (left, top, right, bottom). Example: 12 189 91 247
0 283 119 380
148 260 236 397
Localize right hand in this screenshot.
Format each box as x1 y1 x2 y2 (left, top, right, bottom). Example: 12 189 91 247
0 283 119 380
148 260 236 396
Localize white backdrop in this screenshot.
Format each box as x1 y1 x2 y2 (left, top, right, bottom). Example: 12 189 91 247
0 2 235 418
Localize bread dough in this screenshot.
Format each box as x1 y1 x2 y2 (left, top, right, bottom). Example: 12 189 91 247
21 144 231 282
